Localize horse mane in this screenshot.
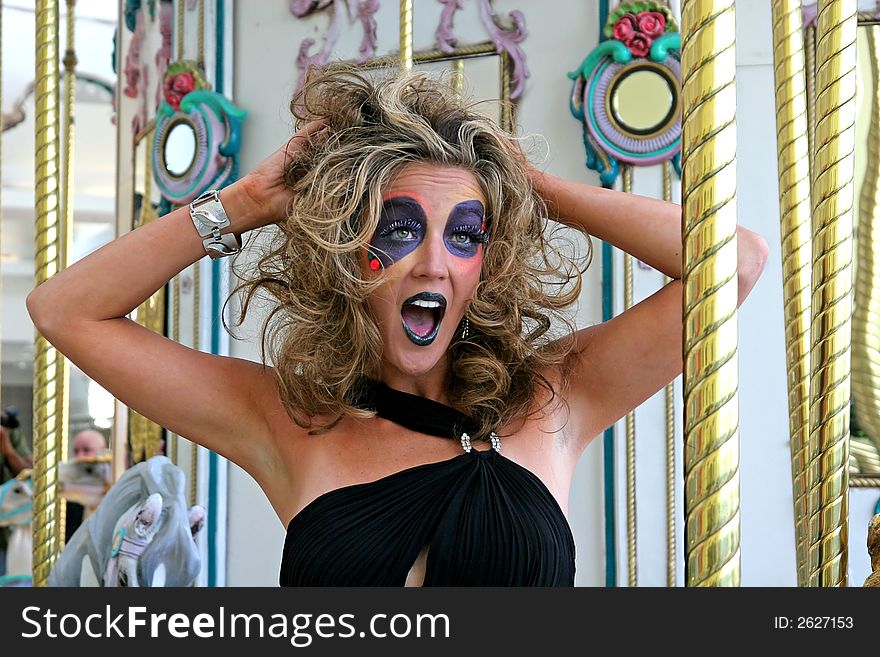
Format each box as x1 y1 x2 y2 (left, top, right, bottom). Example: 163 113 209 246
48 455 201 587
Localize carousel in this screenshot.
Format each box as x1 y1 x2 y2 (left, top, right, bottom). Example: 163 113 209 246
0 0 878 587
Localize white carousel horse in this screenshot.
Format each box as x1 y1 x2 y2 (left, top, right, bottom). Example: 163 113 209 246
49 455 206 587
0 471 33 586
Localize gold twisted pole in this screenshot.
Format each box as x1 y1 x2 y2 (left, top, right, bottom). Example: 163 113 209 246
806 0 857 587
177 0 185 60
852 27 880 464
450 59 464 96
55 0 79 550
663 160 676 588
32 0 62 586
399 0 413 71
622 166 637 587
770 0 813 588
197 0 205 67
680 0 741 587
500 51 513 133
806 27 817 198
129 135 165 463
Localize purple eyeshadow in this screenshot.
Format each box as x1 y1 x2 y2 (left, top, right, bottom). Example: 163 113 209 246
369 197 427 267
444 200 486 258
367 197 487 269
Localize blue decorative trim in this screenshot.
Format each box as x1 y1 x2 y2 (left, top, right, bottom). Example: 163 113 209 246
650 33 681 62
567 40 632 82
0 501 32 523
110 527 126 558
215 1 225 96
584 127 620 189
600 1 609 41
569 71 619 187
158 198 172 218
206 0 227 590
209 250 220 587
601 239 617 588
0 477 33 523
598 0 617 589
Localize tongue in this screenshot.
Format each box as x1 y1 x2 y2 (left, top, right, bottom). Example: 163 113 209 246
402 305 436 337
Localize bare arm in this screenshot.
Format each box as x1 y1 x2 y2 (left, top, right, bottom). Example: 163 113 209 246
25 184 278 476
26 123 325 481
530 169 769 452
534 170 768 299
1 427 32 475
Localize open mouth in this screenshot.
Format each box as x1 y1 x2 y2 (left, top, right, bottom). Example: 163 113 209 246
401 292 447 346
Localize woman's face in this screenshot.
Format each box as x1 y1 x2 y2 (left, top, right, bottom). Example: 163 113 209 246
365 162 487 380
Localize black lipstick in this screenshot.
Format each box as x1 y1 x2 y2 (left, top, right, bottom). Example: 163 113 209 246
400 292 447 346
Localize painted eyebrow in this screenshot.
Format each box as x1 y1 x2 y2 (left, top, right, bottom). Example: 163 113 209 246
378 196 428 219
380 192 427 207
446 200 485 220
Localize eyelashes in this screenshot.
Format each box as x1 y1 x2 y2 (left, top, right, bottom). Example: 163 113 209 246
449 224 489 245
378 217 422 239
377 219 486 244
369 197 487 267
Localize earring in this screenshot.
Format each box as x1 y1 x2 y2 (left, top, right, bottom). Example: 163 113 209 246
461 317 470 339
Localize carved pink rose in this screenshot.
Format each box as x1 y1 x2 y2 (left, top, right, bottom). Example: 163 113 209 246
163 78 179 106
625 33 652 58
171 72 195 95
165 91 183 110
612 14 638 41
637 11 666 38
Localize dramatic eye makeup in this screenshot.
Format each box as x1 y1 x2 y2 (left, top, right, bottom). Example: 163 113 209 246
368 197 428 269
367 196 487 269
443 200 487 258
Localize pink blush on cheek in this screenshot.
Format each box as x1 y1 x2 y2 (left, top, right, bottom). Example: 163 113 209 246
453 251 483 276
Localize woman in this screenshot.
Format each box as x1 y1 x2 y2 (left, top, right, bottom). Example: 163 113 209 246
27 65 768 586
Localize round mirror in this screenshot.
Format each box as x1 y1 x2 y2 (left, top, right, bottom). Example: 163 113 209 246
163 120 197 178
610 68 676 135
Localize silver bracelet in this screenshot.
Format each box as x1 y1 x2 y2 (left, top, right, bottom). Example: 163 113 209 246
189 189 243 259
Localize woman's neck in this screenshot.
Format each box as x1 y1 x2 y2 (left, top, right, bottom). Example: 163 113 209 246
378 360 449 403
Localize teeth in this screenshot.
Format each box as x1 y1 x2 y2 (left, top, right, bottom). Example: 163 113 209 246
410 300 441 308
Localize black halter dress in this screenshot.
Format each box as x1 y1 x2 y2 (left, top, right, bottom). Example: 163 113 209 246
279 379 576 586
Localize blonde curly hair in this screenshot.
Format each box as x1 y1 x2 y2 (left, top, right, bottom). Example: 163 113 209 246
230 63 589 440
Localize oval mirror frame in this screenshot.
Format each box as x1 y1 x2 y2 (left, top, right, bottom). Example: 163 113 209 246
160 117 198 180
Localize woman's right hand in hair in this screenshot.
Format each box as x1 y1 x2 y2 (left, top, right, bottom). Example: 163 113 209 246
228 120 326 232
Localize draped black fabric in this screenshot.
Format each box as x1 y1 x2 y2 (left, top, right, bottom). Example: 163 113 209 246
279 379 576 586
